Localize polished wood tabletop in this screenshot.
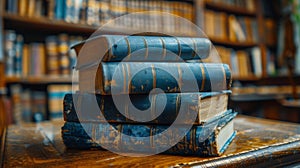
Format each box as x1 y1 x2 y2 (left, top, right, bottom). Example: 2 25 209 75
2 115 300 167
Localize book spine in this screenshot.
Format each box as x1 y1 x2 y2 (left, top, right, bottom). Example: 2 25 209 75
47 0 55 19
4 30 17 77
74 36 212 62
22 44 29 77
58 34 70 75
27 0 36 17
14 34 23 77
31 90 46 122
79 0 88 24
45 36 60 75
61 112 237 156
55 0 66 20
48 85 72 121
6 0 18 13
65 0 73 23
90 62 231 94
63 91 230 124
18 0 28 16
73 0 82 24
106 36 211 61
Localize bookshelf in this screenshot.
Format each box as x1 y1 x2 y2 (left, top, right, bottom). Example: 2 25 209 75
198 0 276 80
0 0 199 123
0 0 291 123
5 76 73 84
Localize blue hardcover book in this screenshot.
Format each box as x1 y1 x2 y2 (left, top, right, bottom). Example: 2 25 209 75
79 62 232 94
55 0 66 20
62 111 237 156
63 91 231 125
15 34 23 77
72 35 212 64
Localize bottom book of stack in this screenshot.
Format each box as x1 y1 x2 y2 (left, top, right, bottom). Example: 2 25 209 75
61 92 237 156
62 111 236 156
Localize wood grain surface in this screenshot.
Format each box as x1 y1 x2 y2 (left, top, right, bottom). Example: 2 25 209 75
2 115 300 167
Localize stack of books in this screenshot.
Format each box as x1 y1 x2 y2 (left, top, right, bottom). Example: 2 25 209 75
61 35 237 156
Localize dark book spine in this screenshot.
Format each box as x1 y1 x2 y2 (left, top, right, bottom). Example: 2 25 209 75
94 62 231 94
55 0 66 20
74 36 212 62
63 91 230 124
61 112 237 156
4 30 17 77
58 34 70 75
14 34 23 77
45 36 60 75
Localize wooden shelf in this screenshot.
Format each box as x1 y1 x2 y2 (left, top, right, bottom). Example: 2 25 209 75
210 37 258 48
257 76 300 86
3 12 96 34
2 13 197 37
2 13 134 36
5 76 73 84
233 75 261 81
204 1 256 16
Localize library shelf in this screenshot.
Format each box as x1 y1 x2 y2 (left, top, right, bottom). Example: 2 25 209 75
2 12 197 37
5 76 73 84
2 12 96 34
232 75 261 81
204 1 256 16
210 37 258 48
257 76 300 86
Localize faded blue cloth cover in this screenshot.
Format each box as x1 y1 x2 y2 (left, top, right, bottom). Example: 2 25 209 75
61 112 237 156
74 35 212 62
97 62 231 95
63 91 231 125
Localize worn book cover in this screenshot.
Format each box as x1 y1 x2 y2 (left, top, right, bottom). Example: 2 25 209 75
79 62 232 95
73 35 212 63
62 112 237 156
63 91 231 125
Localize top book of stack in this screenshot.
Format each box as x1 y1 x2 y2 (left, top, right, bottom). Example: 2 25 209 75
72 35 212 66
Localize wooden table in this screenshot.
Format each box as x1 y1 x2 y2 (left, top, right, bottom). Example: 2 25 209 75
2 115 300 167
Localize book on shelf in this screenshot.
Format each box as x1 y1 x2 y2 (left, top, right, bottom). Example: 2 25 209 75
78 62 232 95
215 45 262 78
203 9 259 43
4 30 17 77
62 111 237 156
9 85 47 123
29 43 46 77
99 0 111 25
30 90 47 122
58 34 71 76
4 0 195 34
45 35 60 75
4 30 83 78
48 84 72 121
206 0 255 12
250 47 262 77
9 84 23 124
64 91 231 124
266 48 276 76
87 0 100 26
72 35 212 63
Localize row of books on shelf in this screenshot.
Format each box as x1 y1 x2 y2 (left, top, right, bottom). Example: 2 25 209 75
205 0 255 11
5 0 194 34
216 46 276 78
204 10 258 43
4 30 83 77
5 84 72 124
232 85 300 96
204 10 276 45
